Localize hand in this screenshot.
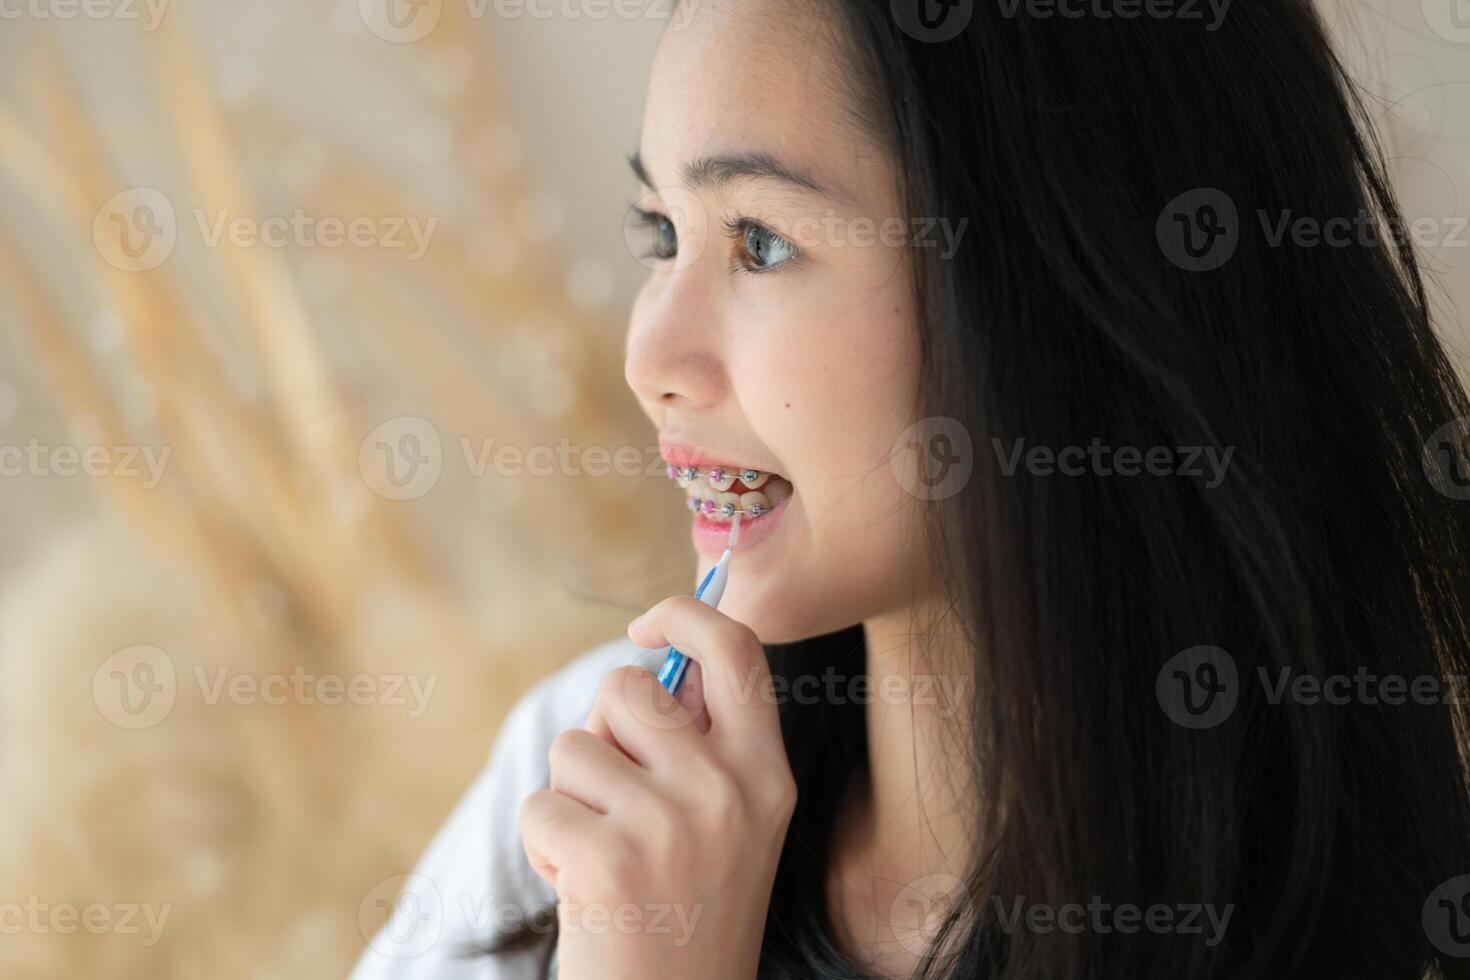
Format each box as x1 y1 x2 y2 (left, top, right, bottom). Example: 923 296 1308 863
518 596 796 980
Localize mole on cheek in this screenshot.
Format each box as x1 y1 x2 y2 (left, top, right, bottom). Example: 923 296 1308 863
785 402 791 409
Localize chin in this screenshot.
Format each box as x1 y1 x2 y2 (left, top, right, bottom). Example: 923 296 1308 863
716 581 855 647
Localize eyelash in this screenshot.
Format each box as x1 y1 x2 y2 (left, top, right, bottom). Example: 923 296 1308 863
722 216 801 276
627 204 802 275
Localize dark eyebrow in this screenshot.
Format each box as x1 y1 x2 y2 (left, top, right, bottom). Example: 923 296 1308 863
627 149 847 203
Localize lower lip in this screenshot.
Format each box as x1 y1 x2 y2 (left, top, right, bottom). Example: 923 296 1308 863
690 496 792 557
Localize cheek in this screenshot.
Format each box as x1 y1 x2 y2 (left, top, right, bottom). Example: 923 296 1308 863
731 291 924 637
759 293 919 501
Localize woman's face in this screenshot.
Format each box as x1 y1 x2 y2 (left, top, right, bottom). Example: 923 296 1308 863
625 0 925 643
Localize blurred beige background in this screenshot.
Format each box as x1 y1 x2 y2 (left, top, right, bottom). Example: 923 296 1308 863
0 1 1465 977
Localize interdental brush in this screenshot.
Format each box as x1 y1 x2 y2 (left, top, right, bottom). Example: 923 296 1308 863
656 512 740 695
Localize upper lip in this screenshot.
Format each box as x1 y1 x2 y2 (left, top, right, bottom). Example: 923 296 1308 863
658 437 785 476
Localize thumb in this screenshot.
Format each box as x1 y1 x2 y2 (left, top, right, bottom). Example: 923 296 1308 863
630 596 778 746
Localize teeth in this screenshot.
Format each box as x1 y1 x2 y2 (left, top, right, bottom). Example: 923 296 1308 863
706 467 737 492
739 490 769 516
670 462 793 521
739 469 768 490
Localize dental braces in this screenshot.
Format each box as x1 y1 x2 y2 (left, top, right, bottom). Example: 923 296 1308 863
666 463 781 520
665 463 772 491
685 495 769 520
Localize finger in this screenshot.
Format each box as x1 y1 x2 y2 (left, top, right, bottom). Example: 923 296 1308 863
518 788 600 894
627 596 779 747
548 727 655 814
584 664 706 748
586 664 709 771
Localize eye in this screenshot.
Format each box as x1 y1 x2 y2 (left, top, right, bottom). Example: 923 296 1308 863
630 205 678 262
728 218 799 273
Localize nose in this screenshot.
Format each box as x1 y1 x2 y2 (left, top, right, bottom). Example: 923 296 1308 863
624 269 728 411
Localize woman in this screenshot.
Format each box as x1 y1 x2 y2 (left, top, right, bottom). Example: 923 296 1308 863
352 0 1470 977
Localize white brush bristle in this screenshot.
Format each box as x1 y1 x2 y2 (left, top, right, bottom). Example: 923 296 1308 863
727 512 742 549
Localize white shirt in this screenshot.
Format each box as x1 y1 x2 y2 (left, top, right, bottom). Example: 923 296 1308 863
349 638 663 980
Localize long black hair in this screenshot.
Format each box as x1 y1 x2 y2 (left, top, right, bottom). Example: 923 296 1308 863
493 1 1470 977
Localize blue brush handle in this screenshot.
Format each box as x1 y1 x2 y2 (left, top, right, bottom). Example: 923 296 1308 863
655 562 721 695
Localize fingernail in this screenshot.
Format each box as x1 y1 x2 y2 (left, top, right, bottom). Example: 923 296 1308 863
628 613 646 631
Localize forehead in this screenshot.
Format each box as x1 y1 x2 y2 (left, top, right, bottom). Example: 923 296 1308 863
639 0 887 203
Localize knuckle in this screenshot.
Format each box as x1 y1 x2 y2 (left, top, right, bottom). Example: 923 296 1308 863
694 765 745 832
715 618 759 652
596 665 648 709
547 728 597 776
639 797 684 858
592 835 643 892
518 788 552 830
